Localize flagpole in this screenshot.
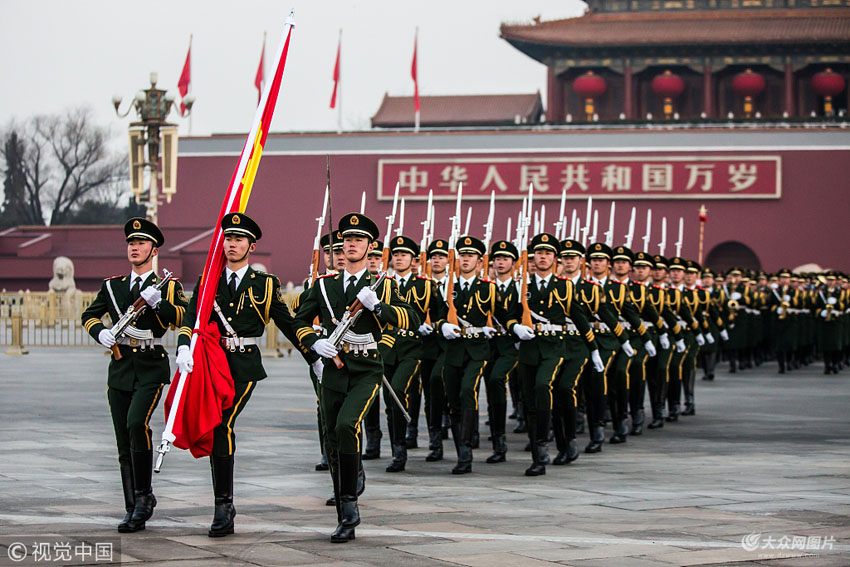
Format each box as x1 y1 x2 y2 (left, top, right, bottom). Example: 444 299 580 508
188 34 193 136
337 28 343 134
413 26 420 133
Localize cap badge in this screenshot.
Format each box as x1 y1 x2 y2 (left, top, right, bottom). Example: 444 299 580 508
499 242 506 249
595 244 601 251
232 215 241 225
132 220 141 230
541 235 548 242
397 237 404 244
350 215 359 226
464 237 471 245
436 241 443 248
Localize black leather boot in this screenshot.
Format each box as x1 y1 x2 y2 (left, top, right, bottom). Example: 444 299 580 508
404 422 419 449
362 426 382 460
208 455 235 537
525 410 550 476
486 404 507 463
552 412 568 465
386 443 407 473
425 426 443 461
648 404 665 429
450 412 474 474
566 439 579 463
585 425 604 454
513 401 527 433
331 452 361 543
126 450 155 532
666 402 680 422
630 408 645 436
315 452 330 471
609 418 627 444
117 463 135 533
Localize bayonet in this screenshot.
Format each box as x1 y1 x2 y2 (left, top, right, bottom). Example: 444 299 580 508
675 216 684 258
591 209 599 244
642 209 652 252
359 190 366 214
582 196 593 247
308 186 329 285
659 217 667 257
604 201 616 247
624 206 636 249
555 188 566 239
394 198 406 237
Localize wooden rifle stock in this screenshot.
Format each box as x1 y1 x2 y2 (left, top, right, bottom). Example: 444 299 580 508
109 295 150 361
420 250 432 325
446 250 459 326
332 297 364 370
520 249 533 328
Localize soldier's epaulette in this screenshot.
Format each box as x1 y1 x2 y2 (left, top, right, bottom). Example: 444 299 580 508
480 278 494 284
416 275 430 280
556 275 568 281
104 275 123 281
696 285 705 290
586 279 601 286
317 273 336 279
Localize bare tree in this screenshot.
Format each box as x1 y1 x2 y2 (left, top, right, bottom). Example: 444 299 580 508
1 107 127 226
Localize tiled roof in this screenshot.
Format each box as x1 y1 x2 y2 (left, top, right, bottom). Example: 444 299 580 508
371 93 543 128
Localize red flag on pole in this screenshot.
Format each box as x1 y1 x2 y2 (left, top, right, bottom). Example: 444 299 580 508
178 38 191 116
330 35 341 109
255 34 265 104
158 14 296 467
411 30 420 113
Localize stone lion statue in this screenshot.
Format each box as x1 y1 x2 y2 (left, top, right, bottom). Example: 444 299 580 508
49 256 77 295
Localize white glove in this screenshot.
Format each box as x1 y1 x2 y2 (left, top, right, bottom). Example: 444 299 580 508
659 333 671 350
591 349 604 373
705 333 715 344
356 287 380 311
98 329 116 348
418 323 433 336
312 324 324 333
720 329 729 341
695 333 705 346
828 297 837 305
513 324 535 341
176 345 193 374
731 292 742 300
442 323 462 340
311 359 324 383
482 326 496 339
621 341 635 358
140 286 162 308
783 294 791 302
312 338 339 359
645 341 657 358
820 310 829 318
676 339 686 353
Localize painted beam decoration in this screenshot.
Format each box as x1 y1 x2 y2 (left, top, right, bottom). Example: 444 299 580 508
378 154 781 200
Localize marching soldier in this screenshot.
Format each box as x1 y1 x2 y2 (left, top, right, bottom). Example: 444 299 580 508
292 213 418 543
698 268 726 381
816 272 845 374
425 239 451 462
508 234 603 475
667 258 706 418
767 269 799 374
723 268 751 373
81 218 187 533
435 235 498 474
361 239 385 460
175 212 315 538
483 239 520 464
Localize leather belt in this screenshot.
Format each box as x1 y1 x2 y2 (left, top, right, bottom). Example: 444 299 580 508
342 340 378 355
461 326 487 337
117 337 162 349
220 336 259 352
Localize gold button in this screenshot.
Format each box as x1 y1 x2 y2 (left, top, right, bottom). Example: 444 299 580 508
228 317 233 321
132 348 137 353
229 303 234 307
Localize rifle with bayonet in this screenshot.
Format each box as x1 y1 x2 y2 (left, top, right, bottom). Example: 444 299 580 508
308 187 330 286
481 190 495 279
519 184 534 328
108 269 174 360
419 190 433 277
445 183 463 327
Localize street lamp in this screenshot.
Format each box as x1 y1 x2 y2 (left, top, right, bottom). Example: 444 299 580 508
112 71 194 238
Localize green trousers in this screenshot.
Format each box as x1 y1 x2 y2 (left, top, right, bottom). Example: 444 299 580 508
442 356 488 424
107 382 165 466
212 380 256 457
383 357 420 444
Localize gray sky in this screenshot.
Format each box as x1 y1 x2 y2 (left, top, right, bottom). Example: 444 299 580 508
0 0 586 138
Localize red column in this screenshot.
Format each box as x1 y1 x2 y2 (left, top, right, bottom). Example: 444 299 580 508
784 63 795 117
624 63 633 119
703 64 713 117
547 67 565 123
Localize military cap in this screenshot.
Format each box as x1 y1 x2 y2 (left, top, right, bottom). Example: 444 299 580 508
634 251 654 267
777 268 792 278
559 239 585 257
531 233 560 254
456 235 486 256
653 255 669 270
125 217 164 247
586 242 613 260
685 259 701 274
320 231 344 251
612 245 635 263
338 212 379 240
668 256 687 271
726 267 743 277
825 271 837 280
701 267 716 278
222 212 262 241
389 235 420 256
428 239 449 257
368 239 384 256
490 240 519 260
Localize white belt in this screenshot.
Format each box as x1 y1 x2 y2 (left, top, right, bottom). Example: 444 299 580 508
461 326 487 337
342 340 378 355
117 337 161 349
595 322 611 332
642 321 654 328
221 336 259 352
397 328 418 337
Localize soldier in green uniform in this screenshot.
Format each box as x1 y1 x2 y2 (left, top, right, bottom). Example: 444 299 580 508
589 243 655 444
723 268 750 373
698 268 728 381
767 269 799 374
381 235 436 472
483 239 520 464
293 213 418 543
361 239 385 460
81 218 187 533
661 258 699 421
816 272 845 374
507 234 603 475
435 235 498 475
667 258 707 418
175 213 315 538
424 239 451 462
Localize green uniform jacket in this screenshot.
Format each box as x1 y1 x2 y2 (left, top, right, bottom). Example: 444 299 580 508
292 271 419 393
665 286 698 335
575 279 629 351
492 279 521 355
436 276 500 366
178 267 312 383
81 273 187 390
382 274 438 365
505 276 598 366
629 280 664 340
646 282 683 340
602 278 651 345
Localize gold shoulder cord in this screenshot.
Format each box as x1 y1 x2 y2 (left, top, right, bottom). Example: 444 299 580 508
609 284 625 314
248 276 273 324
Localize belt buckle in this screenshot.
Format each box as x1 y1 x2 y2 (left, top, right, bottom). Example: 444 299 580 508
343 343 350 354
130 338 139 347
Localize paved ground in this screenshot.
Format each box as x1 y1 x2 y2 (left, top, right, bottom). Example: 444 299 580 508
1 348 849 567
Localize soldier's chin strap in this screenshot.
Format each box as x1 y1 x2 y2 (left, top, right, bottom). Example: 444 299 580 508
131 242 157 268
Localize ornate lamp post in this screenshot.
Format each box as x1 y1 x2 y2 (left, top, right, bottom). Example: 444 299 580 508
112 72 195 230
573 71 607 122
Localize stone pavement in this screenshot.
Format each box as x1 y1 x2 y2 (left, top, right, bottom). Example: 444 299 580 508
1 348 849 566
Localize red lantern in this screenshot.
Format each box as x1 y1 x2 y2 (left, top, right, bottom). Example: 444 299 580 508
573 71 607 121
732 69 766 118
651 70 685 119
812 68 846 116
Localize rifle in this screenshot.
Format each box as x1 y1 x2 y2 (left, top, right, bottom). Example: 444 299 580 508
445 182 463 327
624 206 636 249
659 217 667 257
419 190 433 277
604 201 616 247
308 187 329 286
519 184 534 328
581 196 593 247
481 190 495 279
382 182 400 273
675 217 684 258
108 269 173 360
642 209 652 252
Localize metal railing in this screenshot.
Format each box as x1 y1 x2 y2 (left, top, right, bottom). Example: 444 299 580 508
0 291 299 356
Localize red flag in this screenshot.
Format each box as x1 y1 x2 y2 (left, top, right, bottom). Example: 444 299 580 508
330 36 341 109
178 41 191 116
411 31 420 113
161 17 295 461
255 38 265 104
699 204 708 222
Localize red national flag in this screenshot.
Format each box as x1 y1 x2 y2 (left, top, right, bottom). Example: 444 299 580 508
161 17 296 460
699 205 708 222
411 32 420 113
178 41 191 116
255 38 265 104
330 36 341 109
